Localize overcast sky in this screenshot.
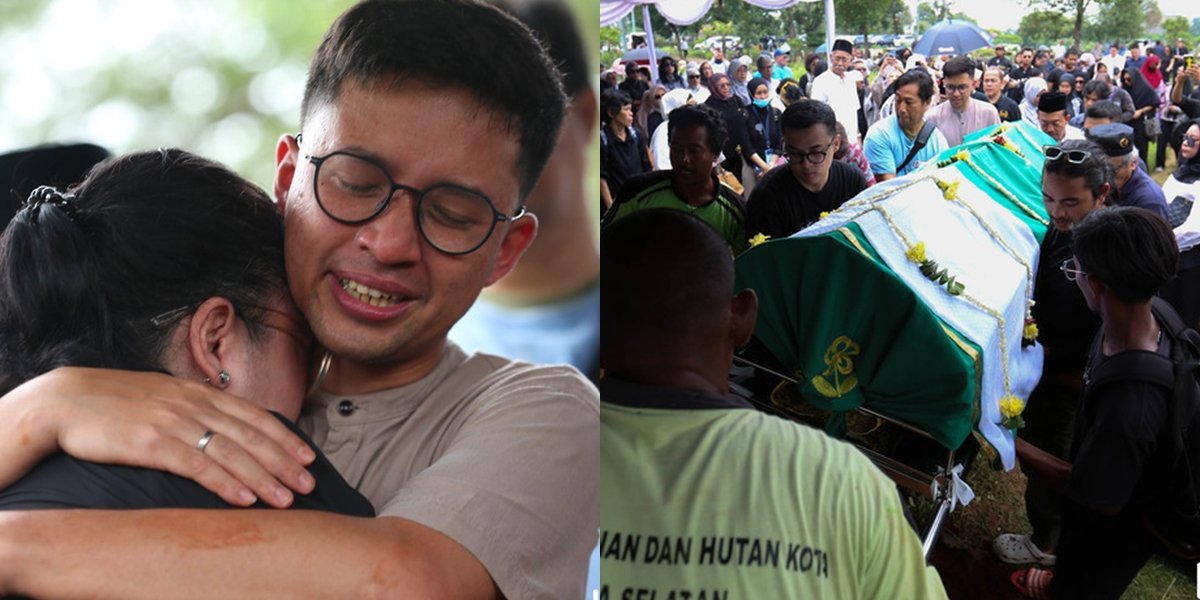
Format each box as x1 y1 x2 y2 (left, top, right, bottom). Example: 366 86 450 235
928 0 1196 33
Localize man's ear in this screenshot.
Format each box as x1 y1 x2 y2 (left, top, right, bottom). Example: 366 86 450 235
186 297 239 387
273 133 300 214
1096 181 1112 206
833 132 843 156
730 288 759 348
483 213 538 287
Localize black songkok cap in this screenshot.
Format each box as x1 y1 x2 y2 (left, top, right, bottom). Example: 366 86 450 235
1037 91 1067 113
832 39 853 54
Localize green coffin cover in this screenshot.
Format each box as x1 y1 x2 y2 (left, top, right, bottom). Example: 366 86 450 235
734 223 979 450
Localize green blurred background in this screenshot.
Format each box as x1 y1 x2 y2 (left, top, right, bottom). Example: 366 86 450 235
0 0 599 193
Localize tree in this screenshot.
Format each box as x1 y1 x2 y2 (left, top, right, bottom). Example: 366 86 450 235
1163 16 1191 46
1142 0 1162 34
1026 0 1091 48
780 3 826 48
880 0 913 35
834 0 888 45
1018 10 1072 47
1193 17 1200 37
1091 0 1144 45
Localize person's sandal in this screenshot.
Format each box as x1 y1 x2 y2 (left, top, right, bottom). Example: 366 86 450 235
993 533 1056 566
1010 567 1053 599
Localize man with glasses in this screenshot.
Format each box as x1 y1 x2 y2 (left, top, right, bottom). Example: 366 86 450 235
1010 207 1181 599
811 39 863 147
994 139 1107 572
746 100 866 239
602 104 749 254
0 1 598 598
926 56 1001 147
863 69 949 181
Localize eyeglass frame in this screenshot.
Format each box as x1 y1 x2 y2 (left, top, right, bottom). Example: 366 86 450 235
1060 257 1087 282
783 138 837 165
1043 145 1089 164
296 133 525 256
150 303 312 347
1183 135 1200 147
944 83 972 94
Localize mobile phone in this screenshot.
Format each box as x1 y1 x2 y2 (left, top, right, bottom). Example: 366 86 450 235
1188 55 1195 70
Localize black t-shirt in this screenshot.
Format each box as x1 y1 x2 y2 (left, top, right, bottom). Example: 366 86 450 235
745 160 867 239
987 55 1013 74
1032 228 1102 373
600 126 650 200
0 412 375 516
1007 65 1038 103
990 95 1022 122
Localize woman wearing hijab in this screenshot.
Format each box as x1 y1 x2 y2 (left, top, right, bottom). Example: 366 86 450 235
731 56 753 105
1122 65 1162 163
649 89 696 170
1053 71 1083 121
704 72 771 186
658 55 686 91
635 84 666 142
1020 76 1048 128
746 77 783 166
1142 55 1170 170
1159 118 1200 328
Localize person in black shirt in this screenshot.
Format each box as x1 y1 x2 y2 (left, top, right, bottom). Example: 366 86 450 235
983 66 1022 122
746 99 867 239
0 149 373 517
1007 47 1037 104
994 140 1109 571
618 60 649 112
1012 207 1179 599
705 73 771 184
987 44 1013 74
601 89 651 212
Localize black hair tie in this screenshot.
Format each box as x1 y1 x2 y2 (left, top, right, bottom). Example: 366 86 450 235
23 185 78 218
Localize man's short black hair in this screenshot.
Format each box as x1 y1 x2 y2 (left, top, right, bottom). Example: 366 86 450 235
1043 139 1112 199
1083 79 1110 99
894 68 935 103
299 0 566 200
1066 47 1081 58
1085 100 1123 123
600 89 631 125
668 104 727 154
1020 47 1033 54
942 55 976 80
780 99 837 139
600 209 733 353
1071 207 1179 303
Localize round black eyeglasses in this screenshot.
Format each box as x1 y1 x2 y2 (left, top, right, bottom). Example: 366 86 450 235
299 138 524 256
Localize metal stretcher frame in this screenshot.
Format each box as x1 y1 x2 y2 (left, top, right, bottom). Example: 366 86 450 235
732 354 961 561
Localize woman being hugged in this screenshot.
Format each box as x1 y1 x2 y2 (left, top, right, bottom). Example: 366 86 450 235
0 148 371 515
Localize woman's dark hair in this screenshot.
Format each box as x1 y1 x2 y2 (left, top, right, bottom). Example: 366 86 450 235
894 68 935 103
1071 207 1179 303
1042 139 1112 200
667 104 728 154
600 89 632 125
0 149 287 395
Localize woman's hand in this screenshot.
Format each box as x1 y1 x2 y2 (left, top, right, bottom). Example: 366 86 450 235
0 368 316 507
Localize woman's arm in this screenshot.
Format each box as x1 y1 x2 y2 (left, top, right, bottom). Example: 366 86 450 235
0 368 315 507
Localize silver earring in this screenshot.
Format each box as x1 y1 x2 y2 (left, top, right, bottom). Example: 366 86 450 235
217 370 231 386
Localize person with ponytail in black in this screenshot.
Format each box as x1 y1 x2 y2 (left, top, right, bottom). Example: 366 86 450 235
0 148 372 516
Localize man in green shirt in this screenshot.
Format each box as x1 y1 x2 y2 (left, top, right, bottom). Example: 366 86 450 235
599 209 948 599
601 104 748 254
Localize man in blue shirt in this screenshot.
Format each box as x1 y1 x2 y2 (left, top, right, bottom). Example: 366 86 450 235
772 48 794 82
1087 123 1168 220
862 68 949 180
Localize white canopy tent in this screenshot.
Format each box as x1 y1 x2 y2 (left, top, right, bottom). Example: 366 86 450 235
600 0 834 83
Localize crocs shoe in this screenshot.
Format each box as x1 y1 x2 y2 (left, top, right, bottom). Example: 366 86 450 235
993 533 1056 566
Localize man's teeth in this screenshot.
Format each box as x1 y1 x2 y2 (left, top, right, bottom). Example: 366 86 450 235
341 279 401 307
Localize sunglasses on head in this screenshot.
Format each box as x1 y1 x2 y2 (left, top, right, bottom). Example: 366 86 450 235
1044 145 1089 164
